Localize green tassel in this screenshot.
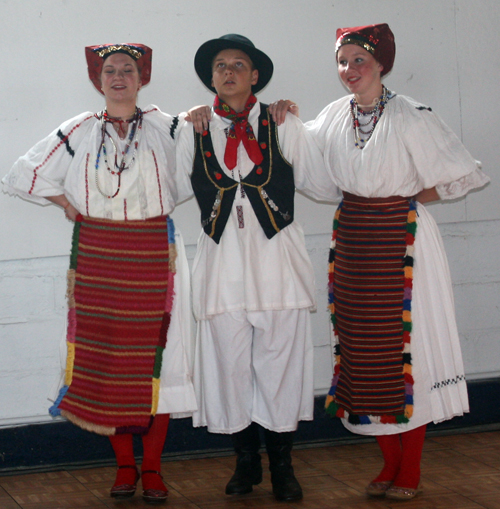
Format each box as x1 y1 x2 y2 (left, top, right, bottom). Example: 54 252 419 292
396 414 410 424
153 345 164 378
325 401 339 416
69 221 81 270
406 221 417 236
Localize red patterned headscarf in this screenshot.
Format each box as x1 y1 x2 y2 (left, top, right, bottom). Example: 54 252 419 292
213 94 263 170
335 24 395 76
85 43 152 94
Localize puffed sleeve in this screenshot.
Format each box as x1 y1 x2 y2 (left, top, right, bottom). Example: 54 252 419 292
278 112 341 202
304 97 351 155
141 106 194 205
2 112 95 204
398 95 489 199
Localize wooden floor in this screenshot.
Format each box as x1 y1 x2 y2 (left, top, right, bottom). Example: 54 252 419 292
1 430 500 508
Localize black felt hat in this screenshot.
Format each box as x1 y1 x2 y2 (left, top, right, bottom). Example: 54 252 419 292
194 34 274 94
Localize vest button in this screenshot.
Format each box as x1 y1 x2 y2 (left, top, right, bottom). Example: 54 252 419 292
256 167 263 175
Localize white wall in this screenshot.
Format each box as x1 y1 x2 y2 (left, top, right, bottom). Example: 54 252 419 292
0 0 498 427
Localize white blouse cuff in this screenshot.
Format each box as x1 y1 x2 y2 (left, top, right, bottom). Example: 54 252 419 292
436 162 490 200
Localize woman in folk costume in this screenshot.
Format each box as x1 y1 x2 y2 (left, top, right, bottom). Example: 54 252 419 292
2 43 196 504
309 24 489 500
271 23 489 500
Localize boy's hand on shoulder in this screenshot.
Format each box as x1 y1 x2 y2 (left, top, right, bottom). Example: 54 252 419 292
268 100 299 125
186 105 212 133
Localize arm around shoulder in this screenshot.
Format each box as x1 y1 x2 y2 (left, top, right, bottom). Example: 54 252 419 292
277 112 341 203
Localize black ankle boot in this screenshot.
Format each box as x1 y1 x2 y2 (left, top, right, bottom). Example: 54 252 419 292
264 429 303 502
225 422 262 495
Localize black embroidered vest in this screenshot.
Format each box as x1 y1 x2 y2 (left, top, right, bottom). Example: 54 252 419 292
191 104 295 244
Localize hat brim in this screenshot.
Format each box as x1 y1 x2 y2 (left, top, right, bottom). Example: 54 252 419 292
194 39 273 94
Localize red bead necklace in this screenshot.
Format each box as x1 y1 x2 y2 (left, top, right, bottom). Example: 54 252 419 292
94 108 143 199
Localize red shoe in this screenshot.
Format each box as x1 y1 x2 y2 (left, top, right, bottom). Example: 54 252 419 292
110 465 140 498
142 470 168 504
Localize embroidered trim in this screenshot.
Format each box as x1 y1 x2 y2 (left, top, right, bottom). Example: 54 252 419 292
49 219 81 418
84 153 90 216
243 109 292 234
29 115 94 195
170 115 179 140
198 129 240 238
94 44 144 60
166 216 177 275
152 216 177 415
431 375 466 390
151 150 164 216
236 205 244 228
57 129 75 157
141 107 159 115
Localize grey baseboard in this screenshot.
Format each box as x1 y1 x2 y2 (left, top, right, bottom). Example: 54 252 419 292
0 377 499 475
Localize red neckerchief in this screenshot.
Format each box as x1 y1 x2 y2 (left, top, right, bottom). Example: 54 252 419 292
213 94 263 170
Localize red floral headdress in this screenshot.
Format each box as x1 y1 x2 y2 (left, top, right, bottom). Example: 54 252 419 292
335 24 395 77
85 43 152 94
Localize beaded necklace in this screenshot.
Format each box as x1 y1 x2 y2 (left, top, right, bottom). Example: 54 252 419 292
95 108 143 198
350 85 388 149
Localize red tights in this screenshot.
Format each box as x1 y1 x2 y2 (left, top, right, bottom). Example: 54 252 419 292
109 414 170 491
373 424 426 489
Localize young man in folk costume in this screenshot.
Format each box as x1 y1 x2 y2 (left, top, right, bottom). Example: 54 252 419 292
176 34 339 502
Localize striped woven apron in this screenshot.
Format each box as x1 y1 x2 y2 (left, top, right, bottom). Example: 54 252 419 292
50 215 177 435
325 193 417 425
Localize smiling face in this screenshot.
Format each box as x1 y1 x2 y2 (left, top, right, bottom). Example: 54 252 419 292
337 44 383 104
100 52 142 107
211 49 259 111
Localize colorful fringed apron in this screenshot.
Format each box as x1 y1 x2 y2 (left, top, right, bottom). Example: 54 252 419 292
50 215 177 435
325 193 417 425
